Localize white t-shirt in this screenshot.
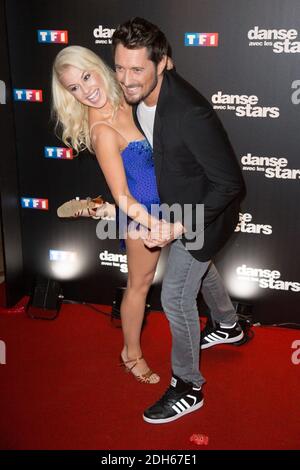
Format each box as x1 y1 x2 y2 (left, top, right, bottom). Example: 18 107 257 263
137 100 157 148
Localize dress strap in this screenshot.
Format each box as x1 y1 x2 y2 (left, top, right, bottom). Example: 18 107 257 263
89 120 128 145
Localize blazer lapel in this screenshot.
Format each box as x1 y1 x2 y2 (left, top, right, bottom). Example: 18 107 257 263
153 72 170 187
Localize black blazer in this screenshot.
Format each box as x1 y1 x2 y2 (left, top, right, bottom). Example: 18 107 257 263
134 69 245 261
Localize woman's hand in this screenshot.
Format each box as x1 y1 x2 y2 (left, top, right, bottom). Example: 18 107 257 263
143 220 186 248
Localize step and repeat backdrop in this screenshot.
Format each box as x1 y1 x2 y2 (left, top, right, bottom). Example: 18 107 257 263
4 0 300 323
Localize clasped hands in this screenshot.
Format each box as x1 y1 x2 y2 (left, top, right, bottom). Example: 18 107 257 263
141 219 186 248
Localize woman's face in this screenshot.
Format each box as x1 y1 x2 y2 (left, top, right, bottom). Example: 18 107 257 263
60 65 108 108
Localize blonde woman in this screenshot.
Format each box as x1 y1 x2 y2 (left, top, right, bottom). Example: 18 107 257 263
52 45 169 383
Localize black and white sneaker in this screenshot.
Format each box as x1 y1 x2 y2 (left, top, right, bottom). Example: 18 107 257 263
200 322 244 349
143 375 204 424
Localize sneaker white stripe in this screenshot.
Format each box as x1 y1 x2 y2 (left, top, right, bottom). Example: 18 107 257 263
173 396 196 414
172 404 182 414
201 330 244 349
211 333 223 340
144 400 204 424
177 402 186 411
206 333 222 342
209 332 229 341
205 334 217 341
180 399 190 409
205 337 215 343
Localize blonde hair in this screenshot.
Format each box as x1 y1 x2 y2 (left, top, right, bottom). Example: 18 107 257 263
51 45 123 153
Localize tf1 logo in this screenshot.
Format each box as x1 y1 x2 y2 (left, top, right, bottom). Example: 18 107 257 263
14 89 43 102
21 198 49 210
185 32 219 46
38 30 68 44
44 147 73 159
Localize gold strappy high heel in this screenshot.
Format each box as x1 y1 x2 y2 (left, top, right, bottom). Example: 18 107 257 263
57 195 106 219
119 355 160 384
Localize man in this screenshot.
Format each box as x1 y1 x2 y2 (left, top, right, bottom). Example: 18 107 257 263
112 18 245 424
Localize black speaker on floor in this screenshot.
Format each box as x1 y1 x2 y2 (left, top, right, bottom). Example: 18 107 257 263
26 276 63 320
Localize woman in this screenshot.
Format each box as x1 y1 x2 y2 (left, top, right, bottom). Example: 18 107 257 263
52 45 168 384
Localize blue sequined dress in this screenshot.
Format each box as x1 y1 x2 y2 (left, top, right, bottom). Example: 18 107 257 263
117 139 160 249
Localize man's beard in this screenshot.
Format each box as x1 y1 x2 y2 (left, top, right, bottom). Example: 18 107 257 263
122 75 158 105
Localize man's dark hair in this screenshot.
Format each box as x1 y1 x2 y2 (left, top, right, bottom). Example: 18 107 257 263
112 17 169 64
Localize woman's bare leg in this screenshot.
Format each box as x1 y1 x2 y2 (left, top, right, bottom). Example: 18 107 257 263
120 231 161 377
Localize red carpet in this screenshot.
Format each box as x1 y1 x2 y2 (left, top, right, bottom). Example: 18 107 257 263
0 289 299 450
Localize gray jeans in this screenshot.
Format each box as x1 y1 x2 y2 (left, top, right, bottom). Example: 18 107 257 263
161 239 238 387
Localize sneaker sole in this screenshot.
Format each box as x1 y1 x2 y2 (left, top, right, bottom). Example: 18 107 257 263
201 331 244 350
143 399 204 424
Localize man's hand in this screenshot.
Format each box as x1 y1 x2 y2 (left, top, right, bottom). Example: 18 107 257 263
143 220 186 248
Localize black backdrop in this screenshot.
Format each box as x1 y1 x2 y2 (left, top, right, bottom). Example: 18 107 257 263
1 0 300 323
